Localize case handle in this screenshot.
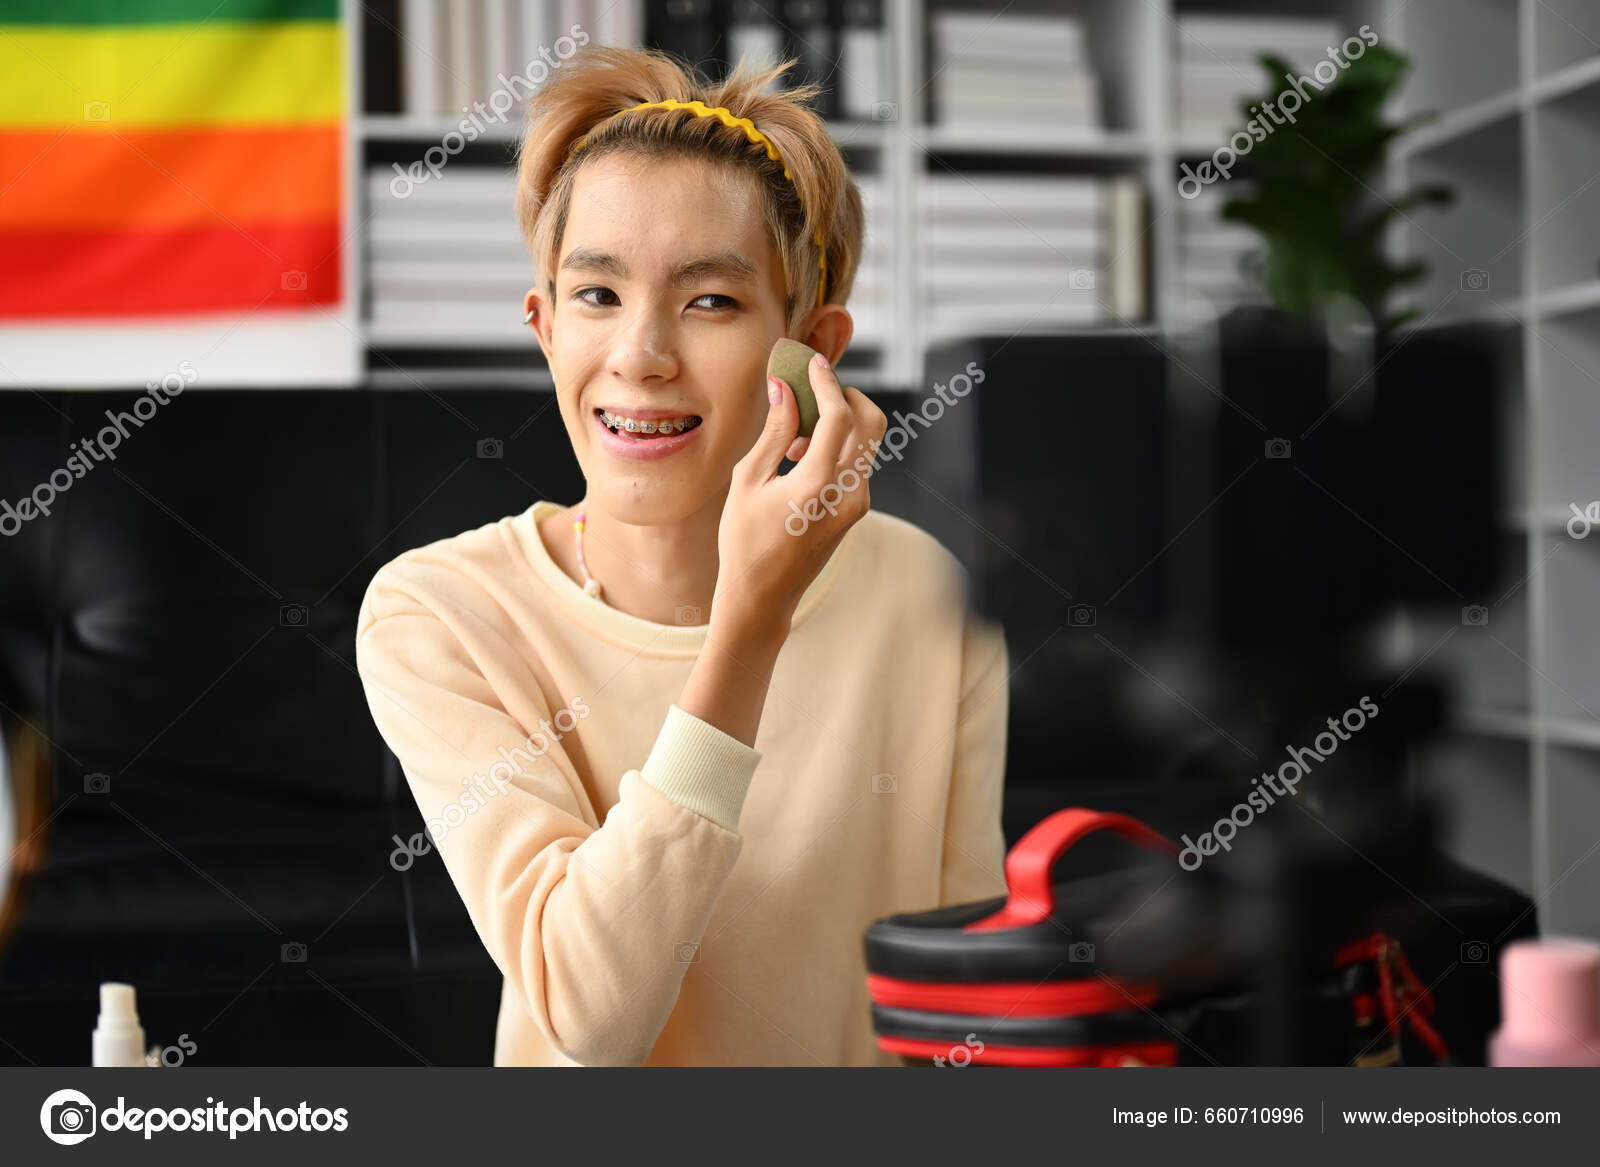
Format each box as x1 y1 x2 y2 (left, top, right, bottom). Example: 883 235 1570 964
964 808 1179 933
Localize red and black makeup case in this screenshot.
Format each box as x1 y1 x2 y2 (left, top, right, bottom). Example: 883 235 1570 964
864 807 1450 1067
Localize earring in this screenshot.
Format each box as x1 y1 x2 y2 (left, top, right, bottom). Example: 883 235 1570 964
523 309 534 325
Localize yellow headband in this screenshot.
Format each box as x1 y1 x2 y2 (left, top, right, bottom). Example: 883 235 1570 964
568 99 829 311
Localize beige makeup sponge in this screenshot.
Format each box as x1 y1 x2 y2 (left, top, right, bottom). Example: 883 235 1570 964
767 338 821 439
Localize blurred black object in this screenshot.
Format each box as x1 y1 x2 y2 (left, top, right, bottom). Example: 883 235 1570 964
909 311 1527 1063
645 0 725 78
1208 307 1497 637
923 311 1501 787
362 0 401 115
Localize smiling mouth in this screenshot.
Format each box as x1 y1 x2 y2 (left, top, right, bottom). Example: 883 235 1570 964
595 409 704 439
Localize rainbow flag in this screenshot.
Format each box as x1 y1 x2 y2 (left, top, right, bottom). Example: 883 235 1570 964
0 0 344 321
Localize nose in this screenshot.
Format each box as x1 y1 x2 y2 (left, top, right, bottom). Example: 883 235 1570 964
604 302 680 386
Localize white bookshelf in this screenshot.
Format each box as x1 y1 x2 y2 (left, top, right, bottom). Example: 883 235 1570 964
354 0 1600 937
1380 0 1600 939
355 0 1175 380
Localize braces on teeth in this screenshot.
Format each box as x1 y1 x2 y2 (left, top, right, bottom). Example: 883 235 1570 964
601 411 701 436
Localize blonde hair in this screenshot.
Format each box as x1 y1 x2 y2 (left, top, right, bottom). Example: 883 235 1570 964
515 45 865 337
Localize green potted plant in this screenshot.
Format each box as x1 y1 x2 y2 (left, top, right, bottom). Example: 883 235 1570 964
1220 42 1452 337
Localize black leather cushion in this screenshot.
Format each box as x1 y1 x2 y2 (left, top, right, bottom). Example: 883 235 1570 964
0 387 591 1065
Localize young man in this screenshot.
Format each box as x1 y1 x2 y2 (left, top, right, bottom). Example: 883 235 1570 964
355 45 1009 1066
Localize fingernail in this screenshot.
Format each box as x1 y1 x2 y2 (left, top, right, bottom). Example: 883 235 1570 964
768 375 784 404
813 352 830 370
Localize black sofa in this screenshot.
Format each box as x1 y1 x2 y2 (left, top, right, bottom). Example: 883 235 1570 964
0 374 992 1067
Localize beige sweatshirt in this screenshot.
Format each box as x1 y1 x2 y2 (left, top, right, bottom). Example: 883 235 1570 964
354 499 1010 1066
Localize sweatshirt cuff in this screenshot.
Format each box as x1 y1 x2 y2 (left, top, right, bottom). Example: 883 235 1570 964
640 704 763 833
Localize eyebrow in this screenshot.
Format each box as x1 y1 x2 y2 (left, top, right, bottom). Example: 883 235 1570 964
559 247 760 285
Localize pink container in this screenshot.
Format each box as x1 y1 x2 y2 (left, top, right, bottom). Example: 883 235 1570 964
1488 937 1600 1067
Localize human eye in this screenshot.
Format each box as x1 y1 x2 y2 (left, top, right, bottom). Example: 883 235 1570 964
691 293 738 310
573 286 618 307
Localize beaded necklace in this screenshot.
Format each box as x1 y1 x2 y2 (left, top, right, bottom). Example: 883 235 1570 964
571 508 603 601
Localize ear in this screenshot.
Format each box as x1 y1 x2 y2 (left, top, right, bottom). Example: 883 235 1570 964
523 286 554 363
797 304 854 367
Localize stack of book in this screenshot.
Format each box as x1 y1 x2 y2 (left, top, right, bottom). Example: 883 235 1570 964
841 177 891 349
634 0 888 121
1174 179 1264 317
396 0 642 120
366 165 528 344
379 1 892 124
919 174 1146 335
929 11 1100 134
1174 14 1343 143
720 0 891 120
365 165 891 349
